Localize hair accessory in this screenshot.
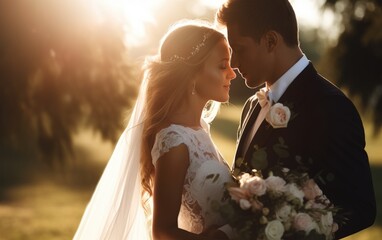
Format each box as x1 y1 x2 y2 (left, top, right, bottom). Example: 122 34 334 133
170 31 212 62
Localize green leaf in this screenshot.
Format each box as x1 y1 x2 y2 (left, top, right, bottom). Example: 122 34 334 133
273 143 290 158
219 203 236 219
250 148 268 170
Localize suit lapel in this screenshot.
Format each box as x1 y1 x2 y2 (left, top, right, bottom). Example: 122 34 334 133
234 100 261 160
244 109 274 161
239 63 318 165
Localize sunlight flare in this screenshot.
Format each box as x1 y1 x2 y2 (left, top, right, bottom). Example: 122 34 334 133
198 0 226 9
95 0 163 46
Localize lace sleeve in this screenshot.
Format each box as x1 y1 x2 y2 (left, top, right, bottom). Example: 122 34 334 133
151 127 188 166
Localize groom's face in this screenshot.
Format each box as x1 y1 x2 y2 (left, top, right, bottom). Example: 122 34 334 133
227 24 272 89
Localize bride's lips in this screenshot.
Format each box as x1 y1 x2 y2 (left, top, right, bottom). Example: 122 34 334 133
223 84 231 90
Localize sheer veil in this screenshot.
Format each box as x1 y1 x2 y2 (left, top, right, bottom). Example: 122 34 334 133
73 76 151 240
73 21 224 239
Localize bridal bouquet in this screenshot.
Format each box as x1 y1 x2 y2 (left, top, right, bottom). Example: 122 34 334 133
217 169 341 240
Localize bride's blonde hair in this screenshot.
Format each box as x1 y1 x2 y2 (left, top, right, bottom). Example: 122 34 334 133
139 20 226 211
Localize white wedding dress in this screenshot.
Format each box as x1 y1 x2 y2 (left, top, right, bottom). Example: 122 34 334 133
151 123 233 234
73 75 232 239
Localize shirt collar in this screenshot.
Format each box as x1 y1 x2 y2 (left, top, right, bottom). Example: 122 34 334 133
267 55 309 102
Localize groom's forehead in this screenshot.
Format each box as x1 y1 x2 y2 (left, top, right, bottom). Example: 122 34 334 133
227 24 241 42
227 24 251 44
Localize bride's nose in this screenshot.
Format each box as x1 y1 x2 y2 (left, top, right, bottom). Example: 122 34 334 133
228 66 237 81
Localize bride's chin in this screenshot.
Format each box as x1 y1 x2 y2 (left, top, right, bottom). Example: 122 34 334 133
220 96 230 103
211 93 229 103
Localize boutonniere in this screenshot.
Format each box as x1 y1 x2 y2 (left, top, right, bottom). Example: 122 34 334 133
265 103 291 128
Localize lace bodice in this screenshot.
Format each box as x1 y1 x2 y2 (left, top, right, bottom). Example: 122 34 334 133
151 124 232 234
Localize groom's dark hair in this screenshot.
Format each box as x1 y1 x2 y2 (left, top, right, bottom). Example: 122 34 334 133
217 0 299 47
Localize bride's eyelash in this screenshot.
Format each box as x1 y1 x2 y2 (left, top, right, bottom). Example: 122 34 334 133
219 61 229 70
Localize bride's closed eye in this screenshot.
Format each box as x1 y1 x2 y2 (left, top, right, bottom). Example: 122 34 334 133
219 59 230 70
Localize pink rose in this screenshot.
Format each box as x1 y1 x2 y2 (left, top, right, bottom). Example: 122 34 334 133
303 179 323 200
266 103 291 128
293 213 317 234
227 187 249 202
242 176 267 196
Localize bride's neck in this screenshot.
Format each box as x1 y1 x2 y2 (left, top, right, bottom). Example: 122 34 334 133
169 98 206 128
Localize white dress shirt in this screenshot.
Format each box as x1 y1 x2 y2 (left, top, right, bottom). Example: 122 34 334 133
241 55 309 156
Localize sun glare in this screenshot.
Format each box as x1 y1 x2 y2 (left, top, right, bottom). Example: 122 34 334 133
290 0 323 28
95 0 163 47
198 0 226 9
124 0 163 46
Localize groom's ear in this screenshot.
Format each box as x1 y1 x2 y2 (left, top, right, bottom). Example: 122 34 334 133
264 31 278 52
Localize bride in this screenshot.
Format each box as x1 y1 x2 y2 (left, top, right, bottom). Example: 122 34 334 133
73 20 237 240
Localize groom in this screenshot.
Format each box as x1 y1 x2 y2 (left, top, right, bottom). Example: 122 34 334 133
215 0 376 239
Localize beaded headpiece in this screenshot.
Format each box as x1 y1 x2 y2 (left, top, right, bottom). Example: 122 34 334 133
169 31 212 62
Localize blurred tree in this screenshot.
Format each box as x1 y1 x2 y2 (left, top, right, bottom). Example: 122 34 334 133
0 0 136 164
320 0 382 135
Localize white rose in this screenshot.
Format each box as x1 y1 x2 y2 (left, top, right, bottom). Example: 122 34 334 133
239 199 252 210
319 212 334 235
266 103 291 128
276 204 292 222
242 176 267 196
239 173 252 186
264 220 285 240
286 183 304 205
266 176 286 192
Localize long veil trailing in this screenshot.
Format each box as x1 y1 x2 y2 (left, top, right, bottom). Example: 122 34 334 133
73 76 151 240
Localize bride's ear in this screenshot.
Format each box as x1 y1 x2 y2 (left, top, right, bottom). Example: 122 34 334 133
264 31 278 52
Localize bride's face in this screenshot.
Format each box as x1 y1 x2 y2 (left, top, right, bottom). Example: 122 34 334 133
195 39 236 102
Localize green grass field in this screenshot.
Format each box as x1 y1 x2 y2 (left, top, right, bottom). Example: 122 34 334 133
0 104 381 240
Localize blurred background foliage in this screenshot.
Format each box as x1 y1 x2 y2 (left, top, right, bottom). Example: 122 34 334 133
320 0 382 136
0 0 381 164
0 0 137 165
0 0 381 239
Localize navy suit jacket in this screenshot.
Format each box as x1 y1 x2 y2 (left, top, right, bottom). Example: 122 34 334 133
234 63 376 239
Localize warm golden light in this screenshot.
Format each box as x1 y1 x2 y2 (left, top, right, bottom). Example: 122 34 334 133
198 0 226 9
123 0 163 46
95 0 163 46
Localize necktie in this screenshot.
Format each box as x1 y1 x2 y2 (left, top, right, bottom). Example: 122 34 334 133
242 87 272 155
